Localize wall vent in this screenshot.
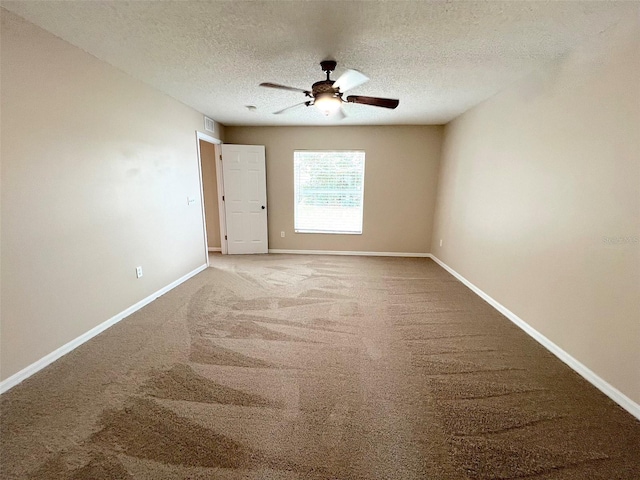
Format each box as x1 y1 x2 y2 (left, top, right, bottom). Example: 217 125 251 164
204 116 215 133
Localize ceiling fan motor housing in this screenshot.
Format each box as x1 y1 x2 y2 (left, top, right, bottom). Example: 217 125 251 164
312 80 341 99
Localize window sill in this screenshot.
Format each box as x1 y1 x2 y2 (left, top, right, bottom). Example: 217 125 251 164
294 230 363 235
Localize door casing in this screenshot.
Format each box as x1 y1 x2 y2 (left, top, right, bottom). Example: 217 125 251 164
195 132 226 263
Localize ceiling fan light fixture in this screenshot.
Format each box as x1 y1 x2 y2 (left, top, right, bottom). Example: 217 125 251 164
314 93 342 116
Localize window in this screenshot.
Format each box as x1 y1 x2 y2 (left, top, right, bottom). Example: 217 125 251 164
294 150 365 234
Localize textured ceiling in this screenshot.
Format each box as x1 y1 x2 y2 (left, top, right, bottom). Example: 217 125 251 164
2 1 635 126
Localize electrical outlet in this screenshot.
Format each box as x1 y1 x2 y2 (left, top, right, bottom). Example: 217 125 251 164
281 231 285 238
439 239 443 247
136 266 143 278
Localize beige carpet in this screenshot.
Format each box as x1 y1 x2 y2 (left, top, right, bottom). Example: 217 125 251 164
1 254 639 479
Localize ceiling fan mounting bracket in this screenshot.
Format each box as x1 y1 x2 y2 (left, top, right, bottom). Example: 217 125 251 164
320 60 337 73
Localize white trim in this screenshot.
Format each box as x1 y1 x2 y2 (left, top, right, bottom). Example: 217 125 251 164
196 131 220 145
208 247 222 252
268 249 430 257
429 255 640 421
0 264 208 395
215 144 228 255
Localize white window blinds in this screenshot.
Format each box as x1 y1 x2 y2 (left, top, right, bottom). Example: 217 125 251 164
294 151 365 234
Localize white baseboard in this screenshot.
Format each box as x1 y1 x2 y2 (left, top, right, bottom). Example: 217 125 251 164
429 255 640 421
0 263 208 395
207 247 222 252
268 249 430 258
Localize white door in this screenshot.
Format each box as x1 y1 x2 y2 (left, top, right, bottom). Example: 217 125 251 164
221 144 268 254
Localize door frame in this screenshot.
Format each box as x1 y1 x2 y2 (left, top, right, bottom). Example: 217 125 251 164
196 132 227 265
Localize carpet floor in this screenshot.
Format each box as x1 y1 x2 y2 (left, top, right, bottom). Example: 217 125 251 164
1 254 639 479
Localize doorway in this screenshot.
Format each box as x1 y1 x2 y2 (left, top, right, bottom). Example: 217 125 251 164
196 132 226 263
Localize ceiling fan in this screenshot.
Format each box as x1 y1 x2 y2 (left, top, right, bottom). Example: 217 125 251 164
259 60 399 118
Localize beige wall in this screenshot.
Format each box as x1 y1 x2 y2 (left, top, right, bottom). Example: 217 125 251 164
199 140 221 249
225 126 443 253
431 16 640 404
0 9 221 380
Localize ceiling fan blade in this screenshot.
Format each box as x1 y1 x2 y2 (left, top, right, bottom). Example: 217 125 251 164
260 82 310 94
273 101 309 115
332 69 369 92
346 95 399 109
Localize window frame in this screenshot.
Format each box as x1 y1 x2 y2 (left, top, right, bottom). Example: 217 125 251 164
293 150 366 235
